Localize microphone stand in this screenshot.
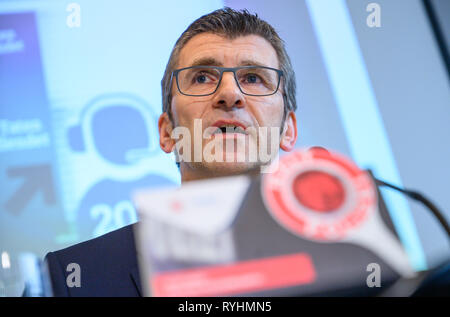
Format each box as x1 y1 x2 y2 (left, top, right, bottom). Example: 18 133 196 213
373 177 450 296
374 178 450 241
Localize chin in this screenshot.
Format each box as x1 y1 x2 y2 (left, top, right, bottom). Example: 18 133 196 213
199 160 261 177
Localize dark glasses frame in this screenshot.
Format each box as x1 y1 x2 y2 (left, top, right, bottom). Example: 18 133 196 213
171 65 284 97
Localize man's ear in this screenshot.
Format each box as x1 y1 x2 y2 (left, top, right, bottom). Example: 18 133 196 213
280 111 298 152
158 112 175 153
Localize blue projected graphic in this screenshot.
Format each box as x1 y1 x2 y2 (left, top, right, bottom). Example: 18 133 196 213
76 175 173 239
0 0 223 254
65 93 176 239
0 12 66 254
67 94 160 170
85 105 151 165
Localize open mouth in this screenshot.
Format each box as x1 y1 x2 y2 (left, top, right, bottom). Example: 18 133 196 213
213 125 247 135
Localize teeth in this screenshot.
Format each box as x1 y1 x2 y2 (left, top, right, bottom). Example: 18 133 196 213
214 126 246 134
212 128 221 134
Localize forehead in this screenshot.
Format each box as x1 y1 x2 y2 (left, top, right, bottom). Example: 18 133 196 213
177 33 280 69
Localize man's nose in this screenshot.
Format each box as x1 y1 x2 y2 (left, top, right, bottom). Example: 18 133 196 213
212 72 244 109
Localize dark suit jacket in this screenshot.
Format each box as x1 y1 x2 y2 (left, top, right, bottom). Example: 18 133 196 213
45 224 142 296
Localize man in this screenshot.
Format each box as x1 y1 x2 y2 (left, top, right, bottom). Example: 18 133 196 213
45 7 298 296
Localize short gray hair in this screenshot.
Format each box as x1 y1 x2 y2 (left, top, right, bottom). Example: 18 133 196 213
161 7 297 121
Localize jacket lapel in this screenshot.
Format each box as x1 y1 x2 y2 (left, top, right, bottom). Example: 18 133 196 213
130 266 143 297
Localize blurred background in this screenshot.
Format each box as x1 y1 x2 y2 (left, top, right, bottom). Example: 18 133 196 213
0 0 449 273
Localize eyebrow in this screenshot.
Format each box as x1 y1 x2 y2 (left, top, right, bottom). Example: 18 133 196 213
238 59 269 68
189 57 270 68
190 57 223 67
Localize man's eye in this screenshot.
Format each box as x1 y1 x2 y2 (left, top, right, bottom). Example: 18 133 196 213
193 71 216 84
195 74 207 83
244 74 261 84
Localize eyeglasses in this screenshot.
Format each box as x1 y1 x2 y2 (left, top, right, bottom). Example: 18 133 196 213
172 65 284 97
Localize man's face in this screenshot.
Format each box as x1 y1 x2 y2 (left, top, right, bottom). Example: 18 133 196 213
159 32 297 180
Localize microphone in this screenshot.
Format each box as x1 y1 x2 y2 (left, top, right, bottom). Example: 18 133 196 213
374 178 450 241
307 146 450 296
309 146 450 241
